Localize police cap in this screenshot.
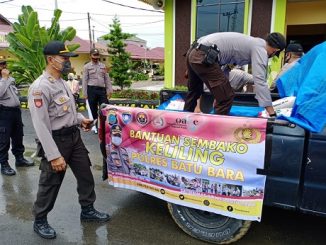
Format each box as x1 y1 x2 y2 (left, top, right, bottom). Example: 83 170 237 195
90 48 100 55
286 43 303 53
43 41 78 57
111 124 122 135
266 32 286 56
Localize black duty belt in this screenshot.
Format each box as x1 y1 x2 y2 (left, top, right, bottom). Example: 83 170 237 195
88 85 106 90
52 125 79 136
192 42 219 53
0 104 21 111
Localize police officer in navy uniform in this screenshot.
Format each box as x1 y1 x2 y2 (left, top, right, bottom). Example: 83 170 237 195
0 60 34 176
28 41 110 240
82 48 112 132
107 124 132 175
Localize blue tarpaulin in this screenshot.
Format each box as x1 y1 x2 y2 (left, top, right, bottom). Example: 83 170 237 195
159 94 263 117
276 41 326 132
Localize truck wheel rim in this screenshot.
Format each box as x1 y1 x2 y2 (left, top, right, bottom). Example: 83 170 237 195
183 207 230 229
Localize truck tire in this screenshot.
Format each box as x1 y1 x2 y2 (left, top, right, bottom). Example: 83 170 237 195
167 203 251 244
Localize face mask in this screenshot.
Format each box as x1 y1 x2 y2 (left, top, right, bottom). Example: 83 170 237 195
112 136 122 146
52 57 72 75
92 58 99 63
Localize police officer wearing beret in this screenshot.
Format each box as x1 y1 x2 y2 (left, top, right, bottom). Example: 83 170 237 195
0 60 34 176
82 48 112 133
106 124 133 175
184 32 286 117
28 41 110 240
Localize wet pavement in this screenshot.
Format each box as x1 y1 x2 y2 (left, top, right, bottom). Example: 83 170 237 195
1 109 326 245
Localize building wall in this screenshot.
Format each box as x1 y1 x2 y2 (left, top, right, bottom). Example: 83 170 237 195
71 53 91 77
287 1 326 25
175 0 192 87
250 0 273 38
164 0 174 88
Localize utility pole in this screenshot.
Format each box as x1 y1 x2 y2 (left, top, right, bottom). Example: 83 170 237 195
231 3 239 32
222 10 237 32
54 0 58 9
92 26 95 48
87 12 92 50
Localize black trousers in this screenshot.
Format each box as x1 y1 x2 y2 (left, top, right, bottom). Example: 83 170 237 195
0 106 24 163
33 129 96 219
87 86 108 121
183 48 235 115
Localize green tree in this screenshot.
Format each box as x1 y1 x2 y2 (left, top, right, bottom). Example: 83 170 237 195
102 16 134 90
6 5 80 85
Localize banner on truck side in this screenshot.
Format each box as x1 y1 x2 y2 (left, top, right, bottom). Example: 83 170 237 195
101 105 268 221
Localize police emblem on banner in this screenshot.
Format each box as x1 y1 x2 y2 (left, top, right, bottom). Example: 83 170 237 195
234 127 261 144
136 112 148 125
108 108 118 125
152 116 165 128
122 112 132 125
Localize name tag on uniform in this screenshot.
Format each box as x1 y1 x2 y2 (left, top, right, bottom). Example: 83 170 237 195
52 90 64 97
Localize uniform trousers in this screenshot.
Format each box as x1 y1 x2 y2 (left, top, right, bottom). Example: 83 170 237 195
33 128 96 219
183 48 235 115
0 106 24 163
87 86 108 121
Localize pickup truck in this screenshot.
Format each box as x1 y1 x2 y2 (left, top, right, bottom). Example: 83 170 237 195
157 89 326 244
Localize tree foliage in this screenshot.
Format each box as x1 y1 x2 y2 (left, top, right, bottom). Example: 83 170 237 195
102 16 134 90
6 5 80 85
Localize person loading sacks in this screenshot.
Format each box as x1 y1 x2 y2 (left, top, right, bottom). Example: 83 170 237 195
183 32 286 117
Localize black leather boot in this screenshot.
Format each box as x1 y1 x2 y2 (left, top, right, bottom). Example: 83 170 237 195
33 218 56 239
1 162 16 176
80 204 110 222
15 156 34 167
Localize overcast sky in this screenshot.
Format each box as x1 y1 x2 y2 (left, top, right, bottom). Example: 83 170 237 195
0 0 164 48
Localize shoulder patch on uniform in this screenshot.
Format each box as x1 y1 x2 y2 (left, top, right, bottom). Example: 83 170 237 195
34 99 43 108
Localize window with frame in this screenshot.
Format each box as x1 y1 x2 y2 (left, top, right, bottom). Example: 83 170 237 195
196 0 245 39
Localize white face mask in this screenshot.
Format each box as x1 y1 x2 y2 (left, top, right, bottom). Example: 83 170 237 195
112 136 122 146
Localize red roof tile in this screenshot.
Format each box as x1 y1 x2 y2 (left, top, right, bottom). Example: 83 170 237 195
68 36 91 53
125 43 164 61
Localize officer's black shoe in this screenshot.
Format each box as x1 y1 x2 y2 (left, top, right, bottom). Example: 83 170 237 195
15 157 35 167
33 219 56 239
80 205 110 222
1 163 16 176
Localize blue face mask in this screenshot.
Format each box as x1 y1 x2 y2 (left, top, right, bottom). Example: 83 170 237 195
112 136 122 146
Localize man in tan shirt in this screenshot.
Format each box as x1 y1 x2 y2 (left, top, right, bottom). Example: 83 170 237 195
29 41 110 240
0 60 34 176
82 48 112 132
